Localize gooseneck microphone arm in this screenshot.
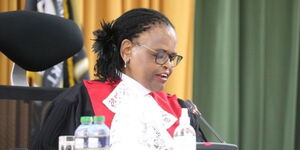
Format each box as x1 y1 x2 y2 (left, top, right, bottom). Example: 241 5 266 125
189 102 226 143
197 111 226 143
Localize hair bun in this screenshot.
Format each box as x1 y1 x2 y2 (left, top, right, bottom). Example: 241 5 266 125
93 21 116 59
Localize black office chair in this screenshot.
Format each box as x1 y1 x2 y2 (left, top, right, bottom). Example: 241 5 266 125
0 10 83 150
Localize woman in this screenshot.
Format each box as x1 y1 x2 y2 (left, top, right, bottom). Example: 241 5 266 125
31 8 206 150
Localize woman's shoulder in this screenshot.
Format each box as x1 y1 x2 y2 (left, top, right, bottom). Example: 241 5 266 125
49 80 98 105
59 79 109 96
52 79 118 106
83 79 118 95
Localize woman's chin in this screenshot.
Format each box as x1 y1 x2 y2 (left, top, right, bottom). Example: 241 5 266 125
149 84 164 92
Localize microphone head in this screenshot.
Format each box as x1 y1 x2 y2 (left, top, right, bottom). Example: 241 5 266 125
0 11 84 71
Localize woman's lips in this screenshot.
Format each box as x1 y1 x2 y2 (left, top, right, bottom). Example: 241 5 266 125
155 73 169 83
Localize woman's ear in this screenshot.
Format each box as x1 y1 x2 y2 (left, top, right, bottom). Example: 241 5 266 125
120 39 132 63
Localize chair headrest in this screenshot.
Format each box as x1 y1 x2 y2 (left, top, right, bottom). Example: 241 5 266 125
0 11 83 71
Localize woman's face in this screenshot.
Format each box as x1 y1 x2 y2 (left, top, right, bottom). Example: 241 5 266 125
123 24 178 91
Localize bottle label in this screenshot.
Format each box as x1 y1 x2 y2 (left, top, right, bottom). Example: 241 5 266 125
173 136 196 150
88 137 98 148
88 136 110 148
75 138 84 148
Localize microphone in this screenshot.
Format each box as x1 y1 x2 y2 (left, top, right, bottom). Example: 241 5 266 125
186 100 226 143
0 11 83 71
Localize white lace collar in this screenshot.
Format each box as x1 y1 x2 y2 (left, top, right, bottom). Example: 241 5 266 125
102 73 151 113
102 73 178 150
120 73 150 96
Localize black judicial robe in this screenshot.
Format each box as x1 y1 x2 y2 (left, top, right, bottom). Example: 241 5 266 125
31 81 206 150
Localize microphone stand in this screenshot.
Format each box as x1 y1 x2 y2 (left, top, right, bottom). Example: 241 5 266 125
190 103 226 143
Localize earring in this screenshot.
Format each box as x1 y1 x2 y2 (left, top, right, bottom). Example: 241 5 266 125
124 59 128 68
124 57 130 68
124 58 130 68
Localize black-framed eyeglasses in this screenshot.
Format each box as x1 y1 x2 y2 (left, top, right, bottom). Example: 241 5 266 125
135 43 183 67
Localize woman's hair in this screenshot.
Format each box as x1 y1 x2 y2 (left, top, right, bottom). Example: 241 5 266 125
92 8 174 82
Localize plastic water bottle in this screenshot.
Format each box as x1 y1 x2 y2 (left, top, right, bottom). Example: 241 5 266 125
74 116 93 150
88 116 110 150
173 108 196 150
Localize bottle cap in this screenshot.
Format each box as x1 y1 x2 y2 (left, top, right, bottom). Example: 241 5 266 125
80 116 93 123
94 116 105 122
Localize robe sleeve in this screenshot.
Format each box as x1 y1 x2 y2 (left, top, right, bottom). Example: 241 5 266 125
177 99 207 142
31 83 94 150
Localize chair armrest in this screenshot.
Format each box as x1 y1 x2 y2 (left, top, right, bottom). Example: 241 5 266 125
0 85 64 101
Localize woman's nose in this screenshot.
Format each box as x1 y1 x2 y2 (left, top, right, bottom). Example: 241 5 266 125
162 59 173 69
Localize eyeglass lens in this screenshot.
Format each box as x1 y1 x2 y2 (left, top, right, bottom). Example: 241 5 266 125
155 51 182 67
